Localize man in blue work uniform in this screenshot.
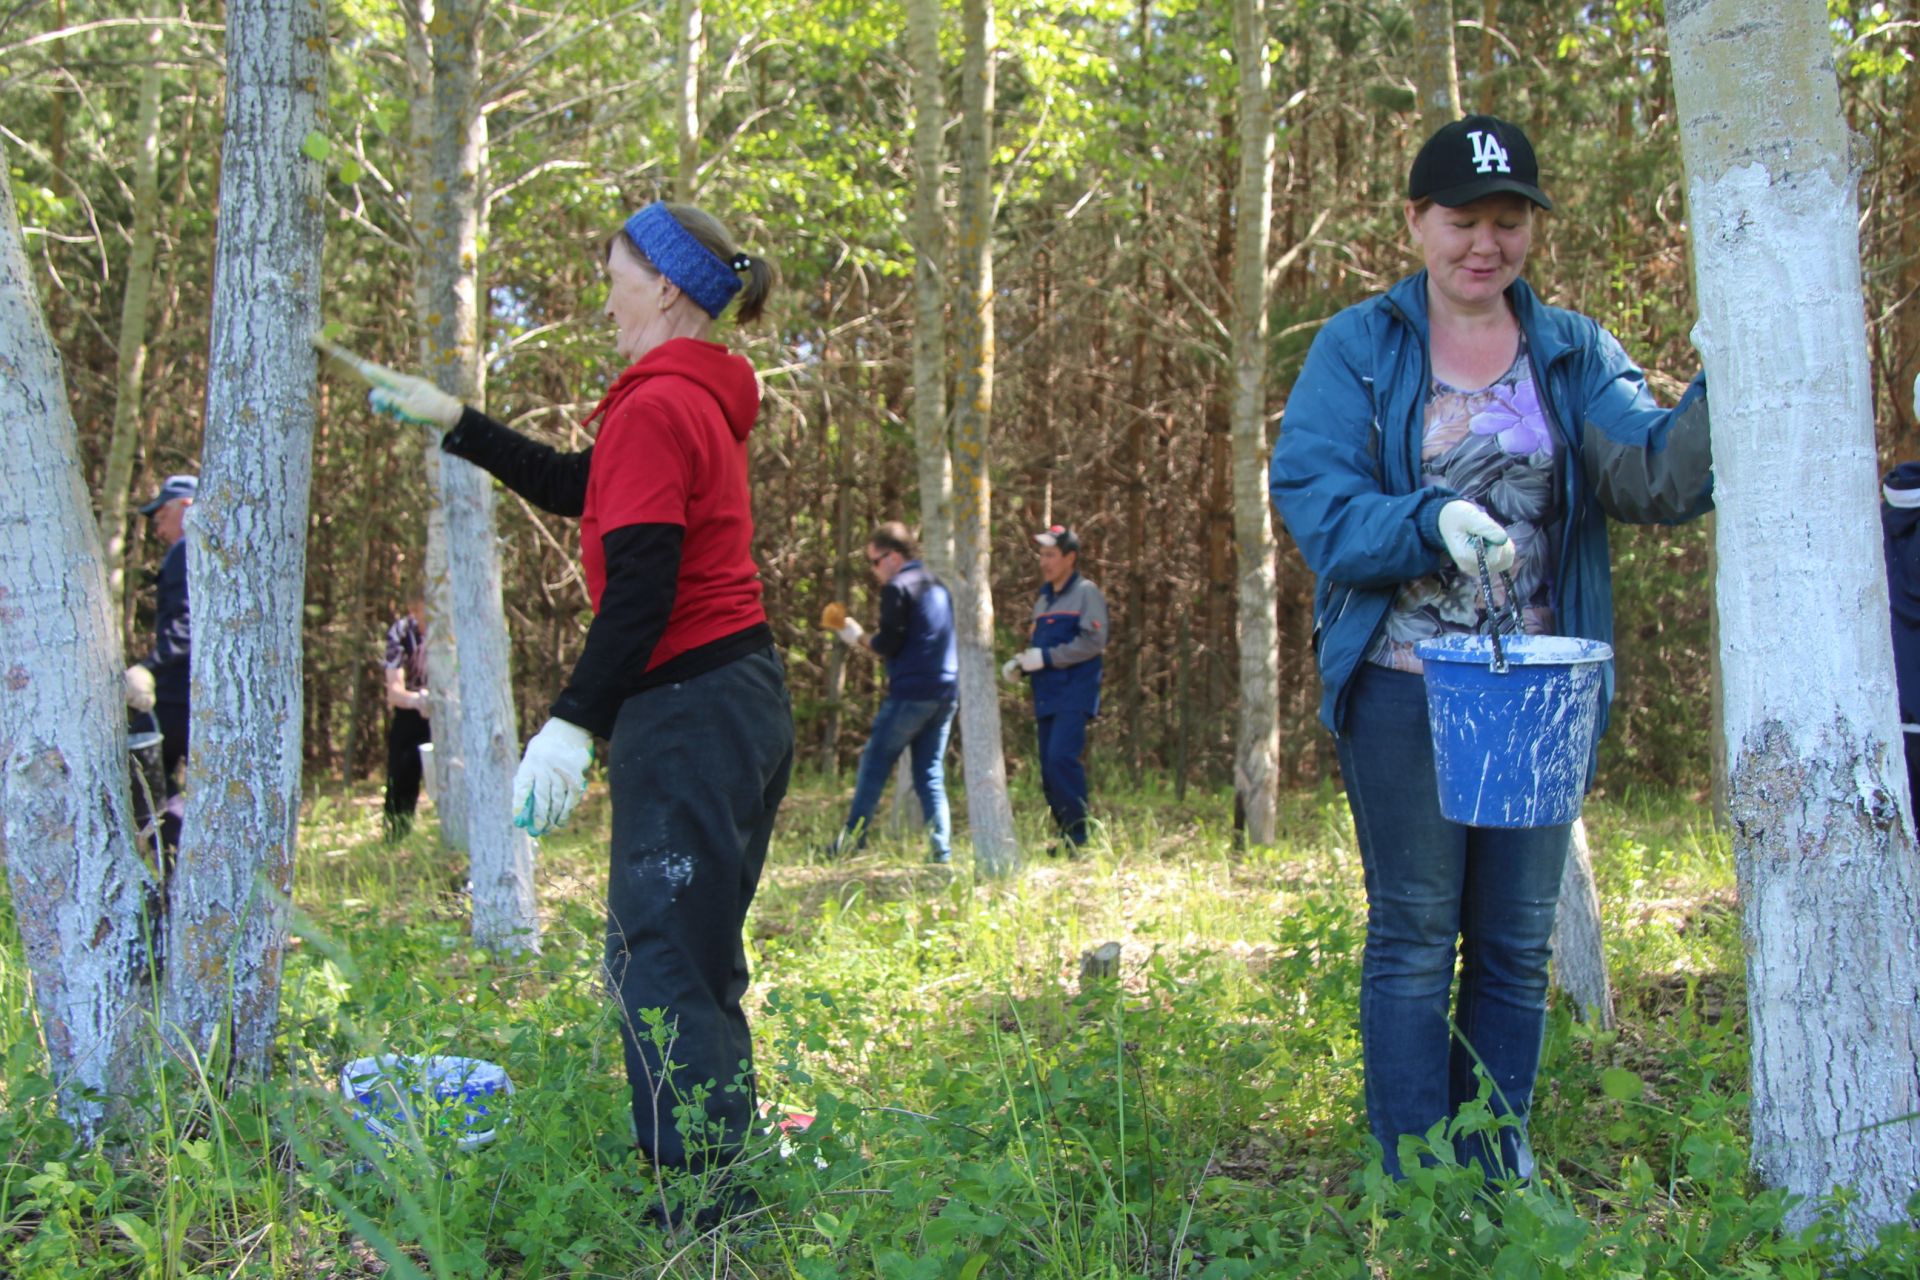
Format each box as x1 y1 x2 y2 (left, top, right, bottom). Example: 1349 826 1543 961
830 522 960 863
122 473 197 852
1003 525 1109 853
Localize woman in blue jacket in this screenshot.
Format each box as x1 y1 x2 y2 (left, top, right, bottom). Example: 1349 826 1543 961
1268 116 1711 1182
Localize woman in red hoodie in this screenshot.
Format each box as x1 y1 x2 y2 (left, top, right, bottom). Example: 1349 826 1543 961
352 202 793 1217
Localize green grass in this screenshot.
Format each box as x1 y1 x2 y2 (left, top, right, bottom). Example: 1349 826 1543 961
0 771 1915 1277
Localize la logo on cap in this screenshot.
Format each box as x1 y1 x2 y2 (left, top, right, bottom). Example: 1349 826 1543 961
1469 129 1511 175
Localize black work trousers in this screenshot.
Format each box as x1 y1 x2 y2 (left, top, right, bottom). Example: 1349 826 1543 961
603 646 793 1176
384 707 432 837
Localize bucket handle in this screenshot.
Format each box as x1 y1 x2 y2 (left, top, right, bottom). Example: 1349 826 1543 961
1470 536 1522 674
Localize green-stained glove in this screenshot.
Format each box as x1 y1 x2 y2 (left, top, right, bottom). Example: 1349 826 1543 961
313 337 462 431
511 717 594 836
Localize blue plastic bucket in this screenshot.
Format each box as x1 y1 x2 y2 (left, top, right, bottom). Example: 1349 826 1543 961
339 1054 513 1149
1414 634 1613 828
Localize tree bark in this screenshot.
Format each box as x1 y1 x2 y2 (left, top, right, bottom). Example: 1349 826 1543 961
1548 819 1614 1028
1230 0 1279 846
98 24 165 616
163 0 326 1074
952 0 1019 876
1410 0 1461 134
907 0 953 576
674 0 703 201
406 0 468 849
1672 0 1920 1234
428 0 539 954
0 143 156 1139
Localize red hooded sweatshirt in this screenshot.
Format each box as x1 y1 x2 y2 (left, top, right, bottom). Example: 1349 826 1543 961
580 337 767 670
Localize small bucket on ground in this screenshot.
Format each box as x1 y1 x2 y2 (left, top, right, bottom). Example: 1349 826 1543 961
1414 634 1613 828
417 742 437 800
338 1054 513 1150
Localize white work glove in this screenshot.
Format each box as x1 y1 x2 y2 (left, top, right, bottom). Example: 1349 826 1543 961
1000 657 1023 684
368 371 462 431
124 664 156 713
313 337 463 431
511 717 594 836
835 618 866 647
1437 500 1515 576
1016 647 1045 673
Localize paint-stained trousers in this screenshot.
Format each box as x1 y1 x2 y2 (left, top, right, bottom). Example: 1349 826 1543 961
604 646 793 1175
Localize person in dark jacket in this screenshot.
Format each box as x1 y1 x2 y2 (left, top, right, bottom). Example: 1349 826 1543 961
381 586 432 841
1269 116 1712 1183
1001 525 1108 852
1883 459 1920 817
123 472 197 852
328 202 791 1222
828 522 959 863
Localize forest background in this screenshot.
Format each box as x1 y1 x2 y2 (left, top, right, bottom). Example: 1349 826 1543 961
8 0 1919 803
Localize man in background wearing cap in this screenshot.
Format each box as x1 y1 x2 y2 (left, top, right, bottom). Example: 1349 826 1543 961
123 473 197 850
1883 377 1920 817
1002 525 1109 853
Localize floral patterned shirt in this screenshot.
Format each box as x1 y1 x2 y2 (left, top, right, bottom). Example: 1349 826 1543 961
1366 337 1563 673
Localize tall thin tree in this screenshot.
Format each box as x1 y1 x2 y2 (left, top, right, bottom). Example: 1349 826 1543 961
163 0 326 1072
1229 0 1280 846
908 0 954 576
406 0 469 849
97 22 166 616
1672 0 1920 1234
1410 0 1461 132
674 0 703 200
0 142 155 1137
425 0 540 954
951 0 1019 875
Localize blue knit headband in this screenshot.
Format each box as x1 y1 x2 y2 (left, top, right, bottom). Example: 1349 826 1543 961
623 203 744 319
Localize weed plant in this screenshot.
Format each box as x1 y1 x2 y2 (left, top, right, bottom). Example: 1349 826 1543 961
0 774 1915 1276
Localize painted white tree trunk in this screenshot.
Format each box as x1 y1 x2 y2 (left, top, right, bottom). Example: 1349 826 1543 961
407 0 467 850
0 145 155 1138
952 0 1019 877
163 0 325 1073
98 25 165 617
1549 818 1614 1028
1672 0 1920 1234
907 0 954 578
428 0 539 954
1230 0 1280 848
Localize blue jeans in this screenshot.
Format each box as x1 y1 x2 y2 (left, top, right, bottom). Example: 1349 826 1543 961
842 695 957 861
1335 663 1571 1181
1036 710 1090 845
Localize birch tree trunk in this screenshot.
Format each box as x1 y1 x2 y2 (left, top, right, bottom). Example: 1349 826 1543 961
1672 0 1920 1233
674 0 703 201
952 0 1019 876
98 25 165 616
1548 819 1614 1028
407 0 467 849
907 0 953 577
0 145 155 1138
1229 0 1280 848
163 0 325 1073
1410 0 1461 133
428 0 540 954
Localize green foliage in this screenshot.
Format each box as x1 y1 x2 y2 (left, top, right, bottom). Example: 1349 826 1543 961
2 780 1918 1275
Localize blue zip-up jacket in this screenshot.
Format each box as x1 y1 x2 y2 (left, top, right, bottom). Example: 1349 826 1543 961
140 538 191 706
1269 271 1713 737
870 559 958 701
1026 573 1108 717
